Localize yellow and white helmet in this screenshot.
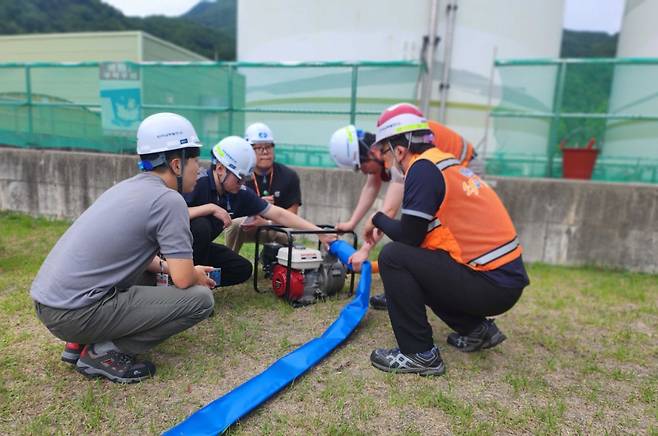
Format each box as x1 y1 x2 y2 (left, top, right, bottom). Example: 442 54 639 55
329 125 361 170
212 136 256 180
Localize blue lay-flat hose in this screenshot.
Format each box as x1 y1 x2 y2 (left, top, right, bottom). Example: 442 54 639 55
164 240 371 435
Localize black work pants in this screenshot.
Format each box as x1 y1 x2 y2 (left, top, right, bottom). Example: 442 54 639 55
378 242 523 354
190 216 252 286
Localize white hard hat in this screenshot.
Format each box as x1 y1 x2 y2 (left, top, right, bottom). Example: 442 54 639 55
329 125 361 170
212 136 256 180
136 112 202 155
245 122 274 145
375 103 429 145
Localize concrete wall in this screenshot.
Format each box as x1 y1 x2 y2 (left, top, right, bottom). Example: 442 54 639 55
1 148 656 274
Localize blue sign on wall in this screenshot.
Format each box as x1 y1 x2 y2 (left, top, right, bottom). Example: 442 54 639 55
100 63 141 133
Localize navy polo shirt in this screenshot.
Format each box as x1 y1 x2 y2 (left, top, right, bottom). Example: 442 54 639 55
184 167 271 223
402 160 529 289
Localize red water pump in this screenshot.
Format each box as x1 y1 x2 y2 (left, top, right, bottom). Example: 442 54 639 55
253 226 357 306
269 245 346 305
271 264 305 300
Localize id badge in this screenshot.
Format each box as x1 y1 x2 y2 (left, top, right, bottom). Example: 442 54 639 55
156 272 169 287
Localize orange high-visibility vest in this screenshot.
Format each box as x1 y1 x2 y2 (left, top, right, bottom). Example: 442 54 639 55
428 120 474 166
410 147 521 271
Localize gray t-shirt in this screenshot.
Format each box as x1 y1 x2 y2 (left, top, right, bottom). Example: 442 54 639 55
30 172 193 309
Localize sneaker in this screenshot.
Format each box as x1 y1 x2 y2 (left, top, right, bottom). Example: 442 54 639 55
370 346 445 376
61 342 85 365
369 293 387 310
76 345 156 384
446 319 507 352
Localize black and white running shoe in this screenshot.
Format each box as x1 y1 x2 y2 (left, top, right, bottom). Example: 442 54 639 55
446 319 507 352
370 346 445 376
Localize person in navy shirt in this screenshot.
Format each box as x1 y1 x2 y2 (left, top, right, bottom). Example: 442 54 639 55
363 108 528 376
185 136 334 287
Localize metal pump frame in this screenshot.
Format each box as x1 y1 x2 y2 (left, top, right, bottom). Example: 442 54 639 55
253 225 358 301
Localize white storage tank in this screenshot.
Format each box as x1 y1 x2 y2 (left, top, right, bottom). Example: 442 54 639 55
604 0 658 171
236 0 565 157
616 0 658 57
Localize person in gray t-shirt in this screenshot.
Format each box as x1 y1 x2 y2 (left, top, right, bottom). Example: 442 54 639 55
31 113 216 384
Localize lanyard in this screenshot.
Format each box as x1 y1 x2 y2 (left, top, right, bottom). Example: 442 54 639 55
252 168 274 197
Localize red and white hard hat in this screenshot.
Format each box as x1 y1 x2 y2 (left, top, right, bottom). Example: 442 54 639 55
374 103 430 145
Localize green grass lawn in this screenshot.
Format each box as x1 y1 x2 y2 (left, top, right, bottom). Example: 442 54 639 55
0 212 656 435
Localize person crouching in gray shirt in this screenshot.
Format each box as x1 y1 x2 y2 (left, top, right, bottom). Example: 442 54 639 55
30 113 216 384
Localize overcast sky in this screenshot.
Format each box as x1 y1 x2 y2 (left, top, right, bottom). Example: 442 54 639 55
102 0 625 34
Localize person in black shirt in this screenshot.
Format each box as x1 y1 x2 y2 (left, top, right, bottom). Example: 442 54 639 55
225 122 303 253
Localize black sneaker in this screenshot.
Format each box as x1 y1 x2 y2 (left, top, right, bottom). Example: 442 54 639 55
76 345 156 384
446 319 507 352
369 293 387 310
370 346 445 376
61 342 85 365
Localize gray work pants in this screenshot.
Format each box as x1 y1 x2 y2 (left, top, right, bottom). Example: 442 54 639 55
34 284 214 355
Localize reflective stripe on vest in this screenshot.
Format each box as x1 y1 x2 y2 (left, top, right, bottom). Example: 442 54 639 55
436 158 461 171
459 136 468 162
467 236 520 267
427 217 441 232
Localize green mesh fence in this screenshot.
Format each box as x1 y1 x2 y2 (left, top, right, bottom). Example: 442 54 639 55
3 59 656 183
491 58 658 184
0 61 421 166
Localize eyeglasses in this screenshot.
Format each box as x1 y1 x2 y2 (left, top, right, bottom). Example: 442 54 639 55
253 144 274 154
226 170 247 185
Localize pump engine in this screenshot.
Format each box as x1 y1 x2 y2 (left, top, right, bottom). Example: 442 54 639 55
263 243 347 305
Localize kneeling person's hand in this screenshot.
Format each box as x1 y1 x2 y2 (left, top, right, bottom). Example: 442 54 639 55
195 265 217 288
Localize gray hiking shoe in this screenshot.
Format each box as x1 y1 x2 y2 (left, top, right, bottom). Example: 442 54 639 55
76 345 156 384
61 342 85 365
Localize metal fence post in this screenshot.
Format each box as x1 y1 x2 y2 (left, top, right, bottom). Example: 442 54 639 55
349 65 359 125
227 64 234 136
546 61 566 177
25 65 33 144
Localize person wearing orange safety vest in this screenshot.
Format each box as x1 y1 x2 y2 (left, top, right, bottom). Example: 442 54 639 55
333 103 478 312
428 119 475 166
364 108 528 376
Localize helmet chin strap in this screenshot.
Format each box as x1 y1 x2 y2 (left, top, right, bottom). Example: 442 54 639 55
389 142 406 175
219 168 230 193
171 149 186 194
